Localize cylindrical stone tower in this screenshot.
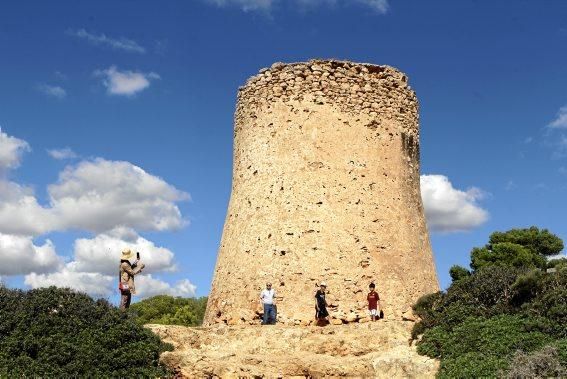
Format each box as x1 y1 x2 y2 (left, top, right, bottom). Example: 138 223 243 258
204 60 439 326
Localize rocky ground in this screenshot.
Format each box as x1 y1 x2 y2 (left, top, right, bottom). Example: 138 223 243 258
148 320 438 378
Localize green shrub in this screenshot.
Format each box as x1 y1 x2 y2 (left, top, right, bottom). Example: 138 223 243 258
413 227 566 378
0 286 172 377
130 294 208 326
438 351 508 379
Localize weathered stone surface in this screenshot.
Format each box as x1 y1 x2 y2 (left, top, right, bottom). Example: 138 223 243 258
148 321 439 378
205 59 439 326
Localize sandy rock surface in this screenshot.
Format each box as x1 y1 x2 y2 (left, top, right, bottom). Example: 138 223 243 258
148 321 438 378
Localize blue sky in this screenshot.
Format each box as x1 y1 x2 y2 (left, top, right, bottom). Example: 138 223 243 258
0 0 566 303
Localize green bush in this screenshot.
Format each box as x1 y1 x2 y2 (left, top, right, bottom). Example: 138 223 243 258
130 295 208 326
0 286 172 377
413 227 566 378
438 351 508 379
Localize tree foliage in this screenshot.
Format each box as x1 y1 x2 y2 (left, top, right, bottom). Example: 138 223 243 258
413 226 566 378
448 265 470 282
489 226 564 257
130 295 208 327
0 286 172 377
469 227 563 271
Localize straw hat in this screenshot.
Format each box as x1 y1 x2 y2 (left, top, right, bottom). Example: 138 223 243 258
121 249 133 260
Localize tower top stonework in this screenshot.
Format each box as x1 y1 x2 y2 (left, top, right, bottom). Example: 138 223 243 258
204 59 439 326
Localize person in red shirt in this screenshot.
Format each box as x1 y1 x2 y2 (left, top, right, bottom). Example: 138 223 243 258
367 283 381 321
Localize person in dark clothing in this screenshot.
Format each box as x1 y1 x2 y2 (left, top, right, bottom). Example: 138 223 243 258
315 282 329 325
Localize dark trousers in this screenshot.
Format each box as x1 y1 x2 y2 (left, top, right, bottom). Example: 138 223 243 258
262 304 276 324
120 291 131 310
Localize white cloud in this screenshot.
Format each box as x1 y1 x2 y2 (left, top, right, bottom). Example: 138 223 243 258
420 175 489 233
204 0 389 13
70 227 176 275
0 130 194 298
0 181 54 235
94 66 160 96
0 234 63 275
0 158 189 236
0 128 30 173
25 269 114 297
69 29 146 54
549 106 567 129
37 84 67 99
136 275 197 298
47 147 78 160
47 158 189 233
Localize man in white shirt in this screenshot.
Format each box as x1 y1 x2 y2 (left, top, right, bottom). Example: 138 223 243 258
260 282 277 325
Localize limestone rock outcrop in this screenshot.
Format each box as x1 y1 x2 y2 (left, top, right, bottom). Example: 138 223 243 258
149 322 439 378
204 59 439 326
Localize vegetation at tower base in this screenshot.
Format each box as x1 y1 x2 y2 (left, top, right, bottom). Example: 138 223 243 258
130 295 208 326
0 286 173 377
412 227 567 378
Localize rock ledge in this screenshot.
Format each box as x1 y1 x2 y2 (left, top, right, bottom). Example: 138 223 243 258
148 321 438 378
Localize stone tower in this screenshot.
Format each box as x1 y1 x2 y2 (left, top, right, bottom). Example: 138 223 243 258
204 59 439 326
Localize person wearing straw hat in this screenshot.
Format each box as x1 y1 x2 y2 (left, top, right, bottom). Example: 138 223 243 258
119 249 145 310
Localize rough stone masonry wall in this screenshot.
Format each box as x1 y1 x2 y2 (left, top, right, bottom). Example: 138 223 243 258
204 59 439 326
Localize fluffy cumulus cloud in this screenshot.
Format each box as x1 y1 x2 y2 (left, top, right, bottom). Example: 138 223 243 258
0 234 62 275
0 128 30 172
420 175 489 233
0 130 194 299
70 227 176 275
0 181 54 236
37 84 67 99
0 158 189 236
47 158 189 233
205 0 389 13
94 66 160 96
68 29 146 54
136 276 197 298
47 147 78 160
